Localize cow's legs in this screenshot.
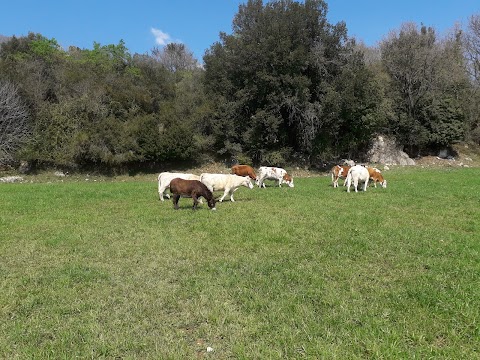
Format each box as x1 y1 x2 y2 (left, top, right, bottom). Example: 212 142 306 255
158 184 170 201
218 189 229 202
257 176 265 188
158 185 170 201
192 194 199 209
229 189 237 202
363 179 368 191
172 194 180 209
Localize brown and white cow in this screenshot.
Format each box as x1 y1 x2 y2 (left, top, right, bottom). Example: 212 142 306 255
331 165 351 188
367 167 387 188
256 166 294 188
231 164 257 180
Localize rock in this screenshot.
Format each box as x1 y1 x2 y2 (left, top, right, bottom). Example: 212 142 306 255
367 135 415 166
0 176 23 183
18 161 31 174
438 149 449 159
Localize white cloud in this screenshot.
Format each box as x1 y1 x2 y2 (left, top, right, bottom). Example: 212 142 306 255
151 27 171 46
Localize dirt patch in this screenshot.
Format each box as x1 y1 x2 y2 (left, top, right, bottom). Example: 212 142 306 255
414 143 480 168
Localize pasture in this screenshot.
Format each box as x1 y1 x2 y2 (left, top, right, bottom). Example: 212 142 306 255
0 167 479 358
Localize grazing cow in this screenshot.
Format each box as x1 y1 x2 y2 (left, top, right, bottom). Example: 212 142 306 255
330 165 351 188
169 178 216 210
158 172 201 201
346 165 370 193
231 164 257 180
367 167 387 188
200 173 254 202
256 166 294 188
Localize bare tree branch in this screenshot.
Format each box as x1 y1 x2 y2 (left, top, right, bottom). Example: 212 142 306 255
151 43 199 72
463 14 480 87
0 81 31 165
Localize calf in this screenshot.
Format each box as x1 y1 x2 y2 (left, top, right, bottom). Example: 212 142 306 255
330 165 351 188
231 164 257 180
200 173 254 202
346 165 370 193
256 166 294 188
158 172 201 201
169 178 216 210
367 167 387 188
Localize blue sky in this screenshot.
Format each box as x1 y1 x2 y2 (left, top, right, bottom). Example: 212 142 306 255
1 1 479 62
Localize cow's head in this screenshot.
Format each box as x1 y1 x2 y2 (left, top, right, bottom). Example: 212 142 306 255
283 174 294 188
207 197 217 210
376 172 387 188
244 177 254 189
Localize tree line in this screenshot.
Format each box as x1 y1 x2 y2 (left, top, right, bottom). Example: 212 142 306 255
1 0 479 171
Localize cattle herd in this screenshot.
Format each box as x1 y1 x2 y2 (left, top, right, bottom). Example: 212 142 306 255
158 164 386 210
331 164 387 192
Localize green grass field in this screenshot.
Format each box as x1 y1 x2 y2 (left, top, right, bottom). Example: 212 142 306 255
1 167 479 358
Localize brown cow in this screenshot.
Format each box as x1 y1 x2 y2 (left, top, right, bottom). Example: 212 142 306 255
367 167 387 188
331 165 351 188
231 164 257 180
170 178 216 210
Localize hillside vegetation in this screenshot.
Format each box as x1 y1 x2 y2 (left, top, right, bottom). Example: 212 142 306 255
1 1 480 171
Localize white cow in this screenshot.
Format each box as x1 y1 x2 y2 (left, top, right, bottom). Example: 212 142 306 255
345 165 370 193
158 172 201 201
256 166 294 188
200 173 253 202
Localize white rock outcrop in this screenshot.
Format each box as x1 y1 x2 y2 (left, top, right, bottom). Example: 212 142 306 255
367 135 415 166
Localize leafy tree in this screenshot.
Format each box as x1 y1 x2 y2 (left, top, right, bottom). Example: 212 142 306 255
381 23 467 153
0 33 64 108
29 36 61 60
77 40 131 73
0 31 212 169
204 0 380 164
321 47 384 159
